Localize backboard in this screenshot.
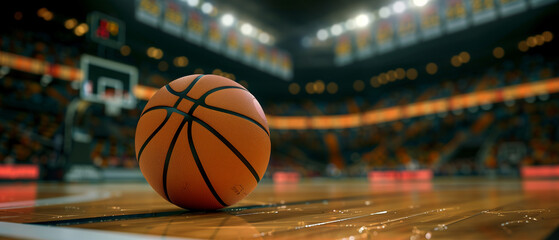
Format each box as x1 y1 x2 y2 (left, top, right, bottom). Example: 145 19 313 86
80 54 138 111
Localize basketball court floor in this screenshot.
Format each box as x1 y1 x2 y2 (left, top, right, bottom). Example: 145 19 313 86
1 178 558 239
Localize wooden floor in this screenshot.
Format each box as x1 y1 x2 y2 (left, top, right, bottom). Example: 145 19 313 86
0 178 559 239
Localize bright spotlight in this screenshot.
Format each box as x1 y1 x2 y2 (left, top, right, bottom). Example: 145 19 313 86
201 2 213 14
379 6 391 18
355 14 370 28
240 23 253 35
258 32 270 44
221 13 234 26
185 0 199 7
413 0 429 7
330 24 343 36
393 1 407 13
317 29 328 41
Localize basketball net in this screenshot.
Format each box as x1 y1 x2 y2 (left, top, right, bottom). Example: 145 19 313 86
104 96 122 117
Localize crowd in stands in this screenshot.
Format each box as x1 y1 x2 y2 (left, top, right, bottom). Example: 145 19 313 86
0 74 73 179
267 54 559 177
1 29 82 67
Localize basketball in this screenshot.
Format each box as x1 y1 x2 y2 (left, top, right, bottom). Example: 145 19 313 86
134 74 271 210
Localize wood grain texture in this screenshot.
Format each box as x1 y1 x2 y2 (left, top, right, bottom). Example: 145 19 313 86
1 179 558 239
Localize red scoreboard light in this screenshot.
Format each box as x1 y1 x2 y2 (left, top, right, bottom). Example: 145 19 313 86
88 11 126 49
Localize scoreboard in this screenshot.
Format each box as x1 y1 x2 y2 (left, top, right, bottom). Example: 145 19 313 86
88 11 126 49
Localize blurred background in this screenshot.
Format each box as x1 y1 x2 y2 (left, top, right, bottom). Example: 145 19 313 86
0 0 558 182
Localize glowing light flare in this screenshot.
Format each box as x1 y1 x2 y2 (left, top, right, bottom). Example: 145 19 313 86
64 18 78 29
173 56 189 67
14 11 23 21
185 0 199 7
542 31 553 42
379 7 392 18
43 12 53 21
259 32 270 44
355 14 370 28
201 2 213 14
426 63 438 75
221 14 234 26
314 80 326 94
395 68 406 79
393 1 407 13
289 83 300 95
526 36 537 47
353 80 365 92
147 47 163 59
387 70 397 82
459 51 470 63
327 82 338 94
370 77 380 88
74 23 89 36
378 73 388 84
317 29 329 41
518 41 529 52
305 82 315 94
345 19 356 30
330 24 343 36
241 23 253 35
413 0 430 7
407 68 418 80
493 47 504 59
120 45 131 56
535 35 545 46
37 8 48 17
451 56 462 67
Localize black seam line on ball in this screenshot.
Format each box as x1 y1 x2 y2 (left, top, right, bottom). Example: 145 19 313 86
165 74 205 96
203 105 269 136
142 106 262 183
187 89 262 183
137 111 172 163
165 85 196 102
162 117 188 202
187 119 227 207
140 75 204 118
164 85 269 136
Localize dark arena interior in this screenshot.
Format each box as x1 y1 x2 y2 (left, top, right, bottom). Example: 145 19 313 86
1 0 559 239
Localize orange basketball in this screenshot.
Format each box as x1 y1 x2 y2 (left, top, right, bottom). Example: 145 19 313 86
135 74 270 210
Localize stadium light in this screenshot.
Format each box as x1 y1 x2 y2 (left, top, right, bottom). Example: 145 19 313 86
393 1 407 13
185 0 199 7
330 24 343 36
201 2 213 14
74 23 89 36
64 18 78 30
413 0 429 7
379 6 391 18
258 32 270 44
345 19 356 30
355 14 370 28
317 29 329 41
221 13 234 26
241 23 253 35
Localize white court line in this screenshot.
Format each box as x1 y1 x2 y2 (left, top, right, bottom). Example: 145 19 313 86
0 191 112 210
0 222 195 240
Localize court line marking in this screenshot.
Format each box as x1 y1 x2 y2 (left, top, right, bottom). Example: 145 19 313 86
0 221 195 240
296 210 388 229
0 191 112 210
